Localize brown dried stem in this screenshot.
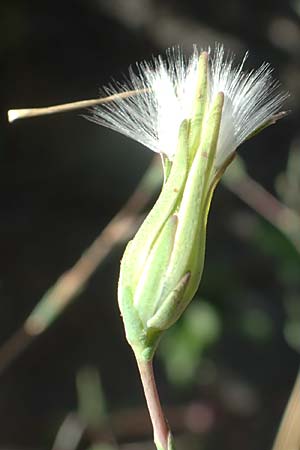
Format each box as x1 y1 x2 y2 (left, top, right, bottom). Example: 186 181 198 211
223 157 300 253
7 89 148 122
272 370 300 450
0 157 161 374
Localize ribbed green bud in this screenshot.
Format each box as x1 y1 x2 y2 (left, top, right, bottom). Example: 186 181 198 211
118 52 227 362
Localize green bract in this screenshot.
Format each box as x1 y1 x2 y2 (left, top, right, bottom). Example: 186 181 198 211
118 53 229 362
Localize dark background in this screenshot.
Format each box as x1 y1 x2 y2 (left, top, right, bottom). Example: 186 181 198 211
1 1 300 449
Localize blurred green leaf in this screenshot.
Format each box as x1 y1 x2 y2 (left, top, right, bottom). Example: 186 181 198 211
284 294 300 352
76 366 107 429
252 220 300 282
276 138 300 214
159 300 221 386
86 445 116 450
239 307 274 341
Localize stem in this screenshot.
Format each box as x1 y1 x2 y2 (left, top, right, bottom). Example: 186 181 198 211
222 157 300 253
271 370 300 450
137 358 170 450
0 157 160 375
7 88 148 122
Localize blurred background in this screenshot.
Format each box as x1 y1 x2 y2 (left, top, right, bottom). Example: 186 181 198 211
1 0 300 449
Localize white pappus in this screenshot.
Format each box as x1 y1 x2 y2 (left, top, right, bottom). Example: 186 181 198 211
90 45 288 170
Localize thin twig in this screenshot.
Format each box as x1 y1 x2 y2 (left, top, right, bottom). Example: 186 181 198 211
271 370 300 450
223 158 300 253
0 157 161 374
7 89 148 123
0 328 34 372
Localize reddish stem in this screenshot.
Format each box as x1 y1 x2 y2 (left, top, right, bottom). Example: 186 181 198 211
137 358 169 449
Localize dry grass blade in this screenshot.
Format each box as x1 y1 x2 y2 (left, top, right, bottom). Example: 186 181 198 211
272 370 300 450
7 89 148 122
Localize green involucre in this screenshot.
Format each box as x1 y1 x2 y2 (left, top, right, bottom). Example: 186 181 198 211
118 53 227 362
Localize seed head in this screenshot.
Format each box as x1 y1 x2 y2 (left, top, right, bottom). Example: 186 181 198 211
91 45 287 171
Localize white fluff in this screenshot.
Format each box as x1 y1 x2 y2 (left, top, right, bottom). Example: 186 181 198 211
91 45 287 169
